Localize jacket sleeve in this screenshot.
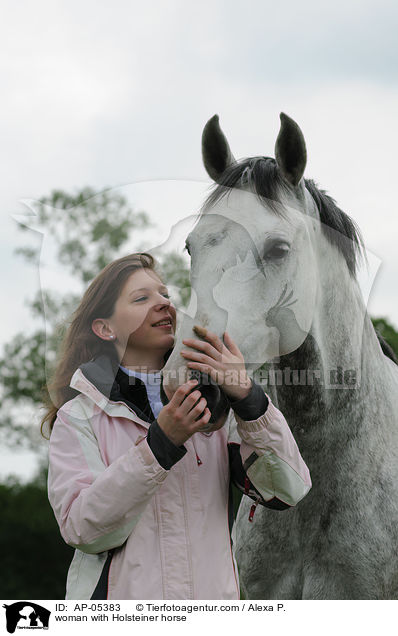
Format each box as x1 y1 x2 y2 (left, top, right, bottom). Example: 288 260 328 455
146 419 187 469
227 382 311 510
47 401 169 555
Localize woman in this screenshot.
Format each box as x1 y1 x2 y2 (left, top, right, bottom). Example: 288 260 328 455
44 252 311 600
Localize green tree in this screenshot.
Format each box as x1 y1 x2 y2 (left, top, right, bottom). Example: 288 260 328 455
0 471 74 599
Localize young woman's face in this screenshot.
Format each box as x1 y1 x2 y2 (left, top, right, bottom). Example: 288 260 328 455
107 268 176 360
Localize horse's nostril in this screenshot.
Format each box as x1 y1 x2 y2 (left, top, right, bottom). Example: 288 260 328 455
188 369 202 383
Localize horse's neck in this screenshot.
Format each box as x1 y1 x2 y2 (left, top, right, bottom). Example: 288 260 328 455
268 251 387 437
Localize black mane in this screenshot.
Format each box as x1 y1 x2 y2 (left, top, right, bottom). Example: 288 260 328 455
201 156 364 277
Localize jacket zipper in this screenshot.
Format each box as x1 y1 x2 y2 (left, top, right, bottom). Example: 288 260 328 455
248 497 261 522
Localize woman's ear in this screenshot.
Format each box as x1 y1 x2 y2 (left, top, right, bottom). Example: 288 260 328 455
91 318 114 341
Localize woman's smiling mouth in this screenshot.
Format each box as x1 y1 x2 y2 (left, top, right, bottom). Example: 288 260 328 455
152 318 172 328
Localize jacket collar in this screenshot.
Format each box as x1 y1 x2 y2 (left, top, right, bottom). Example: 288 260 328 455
70 351 172 425
78 354 119 400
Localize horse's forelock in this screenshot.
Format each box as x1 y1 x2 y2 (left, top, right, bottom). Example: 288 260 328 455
201 157 290 217
200 157 364 278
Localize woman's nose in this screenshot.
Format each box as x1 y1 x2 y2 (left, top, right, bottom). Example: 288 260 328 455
154 294 171 308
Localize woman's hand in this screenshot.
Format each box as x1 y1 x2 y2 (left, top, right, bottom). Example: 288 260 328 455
157 379 211 447
180 326 252 402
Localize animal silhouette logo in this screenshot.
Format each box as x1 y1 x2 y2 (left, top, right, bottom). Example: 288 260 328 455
2 602 50 633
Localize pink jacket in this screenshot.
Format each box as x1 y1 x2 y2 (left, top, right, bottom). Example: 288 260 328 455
48 365 311 600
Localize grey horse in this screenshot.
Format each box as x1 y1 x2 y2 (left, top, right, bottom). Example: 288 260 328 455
162 113 398 599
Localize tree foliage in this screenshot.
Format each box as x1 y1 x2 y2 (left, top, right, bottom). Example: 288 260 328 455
158 252 191 308
16 187 150 283
0 472 74 599
371 317 398 359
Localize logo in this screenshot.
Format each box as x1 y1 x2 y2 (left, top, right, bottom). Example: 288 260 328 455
2 603 50 633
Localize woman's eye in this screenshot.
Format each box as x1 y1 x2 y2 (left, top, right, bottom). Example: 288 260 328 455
264 244 290 261
133 291 170 302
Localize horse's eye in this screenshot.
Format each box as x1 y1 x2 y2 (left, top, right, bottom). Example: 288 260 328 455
184 243 191 256
264 244 290 261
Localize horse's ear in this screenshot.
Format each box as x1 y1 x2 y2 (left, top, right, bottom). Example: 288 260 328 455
275 113 307 187
202 114 235 182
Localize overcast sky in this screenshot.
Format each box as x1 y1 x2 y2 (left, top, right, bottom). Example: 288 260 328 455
1 0 398 480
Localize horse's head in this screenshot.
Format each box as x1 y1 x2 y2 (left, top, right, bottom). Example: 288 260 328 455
161 113 362 416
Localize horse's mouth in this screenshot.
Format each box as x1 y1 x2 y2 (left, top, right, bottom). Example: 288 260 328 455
160 371 229 424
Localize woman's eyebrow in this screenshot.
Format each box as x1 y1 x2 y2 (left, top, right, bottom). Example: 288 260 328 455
128 287 149 297
128 285 168 297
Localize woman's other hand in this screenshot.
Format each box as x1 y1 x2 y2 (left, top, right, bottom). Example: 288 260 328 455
180 326 252 402
157 379 211 447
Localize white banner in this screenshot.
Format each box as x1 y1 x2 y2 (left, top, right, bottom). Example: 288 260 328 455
1 599 397 636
